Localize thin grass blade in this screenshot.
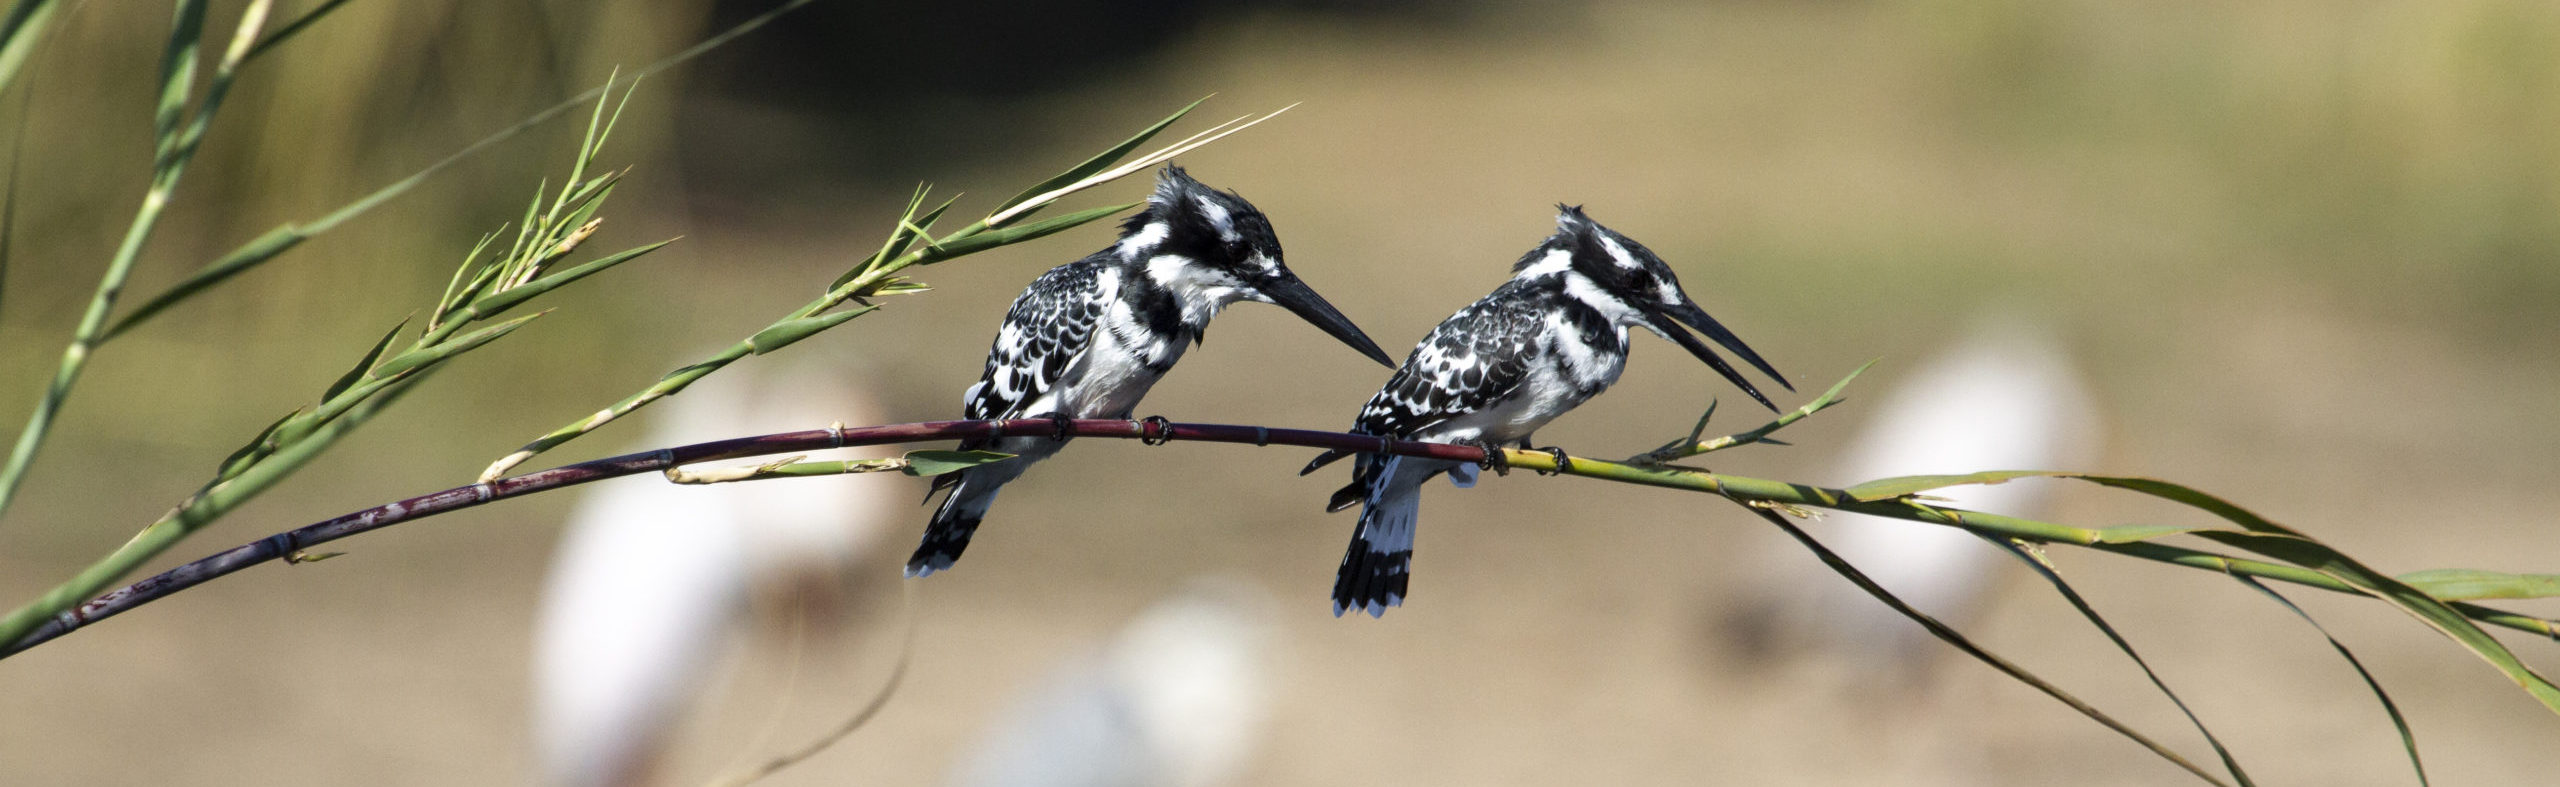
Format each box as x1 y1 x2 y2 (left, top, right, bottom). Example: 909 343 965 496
155 0 209 156
835 191 956 290
1853 469 2560 709
0 96 16 326
1989 536 2256 786
983 105 1294 228
465 239 672 319
211 409 298 482
559 70 616 211
158 0 269 168
241 0 353 62
1634 358 1875 463
321 316 409 402
922 202 1136 263
103 225 305 339
1739 505 2232 786
2088 524 2227 544
1842 470 2065 502
371 310 545 379
746 306 880 355
2076 476 2560 715
0 0 63 99
900 449 1015 477
2395 569 2560 601
2227 573 2428 786
989 96 1205 222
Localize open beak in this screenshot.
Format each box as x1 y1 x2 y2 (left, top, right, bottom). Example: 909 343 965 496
1647 297 1793 412
1264 274 1396 368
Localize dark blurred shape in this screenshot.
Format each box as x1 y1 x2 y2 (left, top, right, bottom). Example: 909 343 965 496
680 0 1464 201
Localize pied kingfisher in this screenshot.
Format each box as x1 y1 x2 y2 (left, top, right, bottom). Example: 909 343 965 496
1303 206 1790 616
908 166 1396 577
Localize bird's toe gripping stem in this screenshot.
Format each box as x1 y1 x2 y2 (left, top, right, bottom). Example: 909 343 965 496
1467 439 1510 477
1528 443 1573 476
1139 415 1176 446
1040 412 1074 442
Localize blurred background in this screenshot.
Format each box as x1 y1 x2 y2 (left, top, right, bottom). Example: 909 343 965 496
3 0 2559 783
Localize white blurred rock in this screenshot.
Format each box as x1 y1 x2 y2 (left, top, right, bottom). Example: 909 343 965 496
1726 320 2103 678
530 362 895 787
951 579 1277 787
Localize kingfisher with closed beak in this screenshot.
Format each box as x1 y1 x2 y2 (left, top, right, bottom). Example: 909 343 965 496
909 166 1396 577
1304 206 1790 616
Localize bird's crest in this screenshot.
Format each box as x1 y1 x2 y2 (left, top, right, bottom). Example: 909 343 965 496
1512 204 1605 274
1123 164 1264 252
1553 203 1592 231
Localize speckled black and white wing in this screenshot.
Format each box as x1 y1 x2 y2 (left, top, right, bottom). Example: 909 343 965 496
959 258 1110 428
1310 288 1544 511
1354 293 1542 440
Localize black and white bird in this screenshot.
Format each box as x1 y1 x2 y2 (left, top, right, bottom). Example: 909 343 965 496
909 166 1395 577
1304 206 1790 616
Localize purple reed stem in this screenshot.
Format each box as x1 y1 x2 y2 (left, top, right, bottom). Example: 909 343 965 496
1 418 1490 658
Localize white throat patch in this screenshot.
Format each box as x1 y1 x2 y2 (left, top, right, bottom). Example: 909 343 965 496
1145 255 1249 326
1117 222 1171 257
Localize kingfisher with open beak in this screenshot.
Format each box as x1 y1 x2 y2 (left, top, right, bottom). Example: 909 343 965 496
1305 206 1790 616
909 166 1395 577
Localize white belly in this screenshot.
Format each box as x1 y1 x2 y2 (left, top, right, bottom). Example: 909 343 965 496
1052 317 1185 419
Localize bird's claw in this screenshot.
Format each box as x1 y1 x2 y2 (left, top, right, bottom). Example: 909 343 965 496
1530 445 1572 476
1139 414 1176 446
1038 412 1074 442
1467 439 1509 477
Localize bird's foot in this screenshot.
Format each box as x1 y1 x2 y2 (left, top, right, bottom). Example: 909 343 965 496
1139 414 1176 446
1035 411 1074 442
1526 445 1573 476
1464 438 1509 477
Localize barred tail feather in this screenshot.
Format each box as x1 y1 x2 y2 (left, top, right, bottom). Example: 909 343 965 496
908 474 997 578
1334 457 1420 617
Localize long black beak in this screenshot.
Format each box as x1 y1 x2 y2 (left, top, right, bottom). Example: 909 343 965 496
1648 297 1792 412
1264 274 1396 368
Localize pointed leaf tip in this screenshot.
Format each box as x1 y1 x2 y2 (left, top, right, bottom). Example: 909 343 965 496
900 449 1015 477
992 97 1208 221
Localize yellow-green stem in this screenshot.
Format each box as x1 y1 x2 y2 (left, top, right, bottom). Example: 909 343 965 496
1495 449 2533 623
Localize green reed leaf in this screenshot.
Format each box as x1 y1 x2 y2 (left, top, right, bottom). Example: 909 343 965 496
2075 475 2560 716
1990 536 2256 786
371 310 544 379
105 225 306 340
747 305 880 355
2227 573 2427 786
900 450 1015 477
2396 569 2560 601
0 0 63 99
465 239 672 320
211 408 298 483
241 0 353 63
920 202 1135 264
321 316 409 403
990 96 1204 224
1744 505 2231 786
